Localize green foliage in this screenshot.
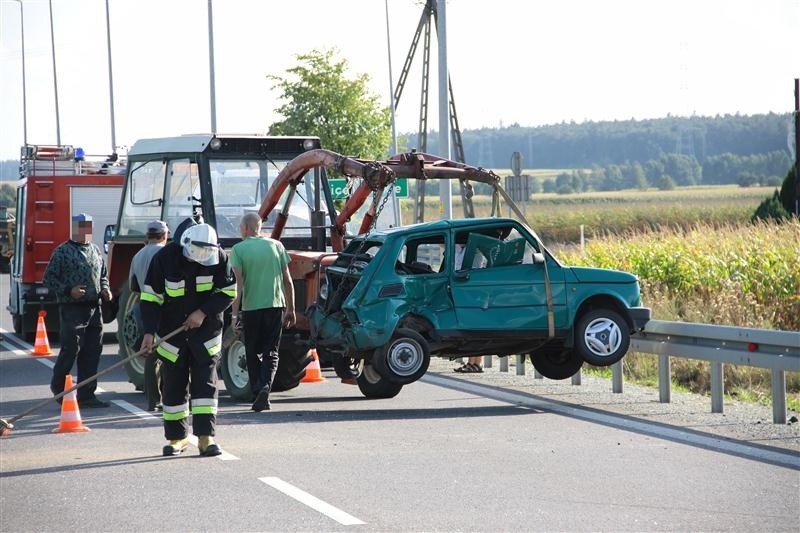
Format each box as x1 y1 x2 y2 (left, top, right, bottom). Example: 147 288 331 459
267 48 391 159
0 183 15 208
777 165 798 214
751 191 789 221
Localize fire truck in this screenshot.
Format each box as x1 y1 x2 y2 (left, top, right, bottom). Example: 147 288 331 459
7 144 125 340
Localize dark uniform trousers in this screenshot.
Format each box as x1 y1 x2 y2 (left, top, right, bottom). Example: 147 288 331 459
51 303 103 401
243 307 284 397
159 332 220 440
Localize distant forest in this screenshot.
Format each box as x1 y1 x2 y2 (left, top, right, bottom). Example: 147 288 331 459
2 113 795 192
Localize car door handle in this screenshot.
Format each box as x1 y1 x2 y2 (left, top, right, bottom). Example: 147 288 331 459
454 271 470 281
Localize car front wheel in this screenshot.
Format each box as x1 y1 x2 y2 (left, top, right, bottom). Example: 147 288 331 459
356 364 403 398
530 349 583 380
574 308 630 366
372 328 430 385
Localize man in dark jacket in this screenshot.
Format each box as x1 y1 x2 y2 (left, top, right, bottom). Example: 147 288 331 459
43 213 112 408
140 218 235 457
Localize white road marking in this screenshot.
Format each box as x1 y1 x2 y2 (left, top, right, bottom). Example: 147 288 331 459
422 373 800 470
259 477 365 525
187 434 240 461
111 399 159 420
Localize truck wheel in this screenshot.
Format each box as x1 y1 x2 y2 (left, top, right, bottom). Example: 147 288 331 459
220 326 253 401
371 328 430 385
272 347 312 393
117 285 145 390
356 364 403 399
531 349 583 380
575 308 630 366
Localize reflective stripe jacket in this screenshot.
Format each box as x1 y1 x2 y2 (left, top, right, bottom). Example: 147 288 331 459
140 242 236 357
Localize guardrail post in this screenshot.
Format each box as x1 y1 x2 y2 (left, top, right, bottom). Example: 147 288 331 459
500 356 508 372
771 369 787 424
515 354 525 375
658 354 671 403
571 370 581 385
483 355 493 369
711 362 724 413
534 368 543 380
612 361 623 393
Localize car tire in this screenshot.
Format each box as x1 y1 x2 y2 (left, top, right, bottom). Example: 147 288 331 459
574 308 630 367
356 364 403 399
371 328 430 385
117 284 146 391
530 349 583 380
220 326 253 401
332 354 364 381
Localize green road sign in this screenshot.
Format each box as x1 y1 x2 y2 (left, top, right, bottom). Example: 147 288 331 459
328 178 408 199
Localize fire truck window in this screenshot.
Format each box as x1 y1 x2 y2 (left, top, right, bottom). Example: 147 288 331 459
119 160 166 236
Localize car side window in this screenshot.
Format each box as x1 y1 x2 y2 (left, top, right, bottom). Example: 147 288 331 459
457 225 539 270
395 235 445 275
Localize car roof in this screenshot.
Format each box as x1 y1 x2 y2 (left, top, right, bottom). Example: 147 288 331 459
362 217 518 240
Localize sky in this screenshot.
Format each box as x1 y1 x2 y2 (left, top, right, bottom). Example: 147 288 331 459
0 0 798 162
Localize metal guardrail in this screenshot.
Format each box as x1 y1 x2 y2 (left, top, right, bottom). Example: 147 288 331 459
630 320 800 424
484 320 800 424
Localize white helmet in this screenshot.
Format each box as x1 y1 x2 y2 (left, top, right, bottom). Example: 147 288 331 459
181 223 219 266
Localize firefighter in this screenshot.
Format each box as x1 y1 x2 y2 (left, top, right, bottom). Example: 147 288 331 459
140 218 236 457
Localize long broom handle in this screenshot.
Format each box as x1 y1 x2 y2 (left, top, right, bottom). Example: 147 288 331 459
3 325 187 427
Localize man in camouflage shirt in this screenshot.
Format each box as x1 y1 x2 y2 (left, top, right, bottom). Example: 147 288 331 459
43 213 113 408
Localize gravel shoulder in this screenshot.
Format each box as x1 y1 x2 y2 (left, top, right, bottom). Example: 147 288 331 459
426 357 800 453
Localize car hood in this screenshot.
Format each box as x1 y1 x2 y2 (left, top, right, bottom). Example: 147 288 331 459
568 266 638 284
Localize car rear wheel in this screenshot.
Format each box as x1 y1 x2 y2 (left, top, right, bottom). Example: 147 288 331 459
332 354 364 381
356 364 403 398
530 349 583 380
574 308 630 366
372 328 430 385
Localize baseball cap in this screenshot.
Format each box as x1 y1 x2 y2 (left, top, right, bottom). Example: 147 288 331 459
72 213 93 223
147 220 168 234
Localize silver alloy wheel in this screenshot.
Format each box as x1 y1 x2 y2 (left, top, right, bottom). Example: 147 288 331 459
583 317 622 357
226 338 250 390
386 337 424 377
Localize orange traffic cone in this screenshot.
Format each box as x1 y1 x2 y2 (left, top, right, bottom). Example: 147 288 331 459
53 375 91 433
32 310 53 356
301 349 325 383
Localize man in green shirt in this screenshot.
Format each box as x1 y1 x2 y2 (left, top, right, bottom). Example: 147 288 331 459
230 212 295 412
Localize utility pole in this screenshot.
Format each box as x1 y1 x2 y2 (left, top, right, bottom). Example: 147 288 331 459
13 0 27 148
48 0 61 145
208 0 217 134
794 78 799 216
105 0 116 155
436 0 452 219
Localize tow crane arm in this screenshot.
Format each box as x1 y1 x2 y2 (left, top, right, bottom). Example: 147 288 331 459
257 150 528 251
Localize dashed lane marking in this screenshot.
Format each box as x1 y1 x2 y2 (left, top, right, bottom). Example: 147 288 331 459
259 477 365 525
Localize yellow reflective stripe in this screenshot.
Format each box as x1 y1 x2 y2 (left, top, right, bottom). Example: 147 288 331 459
141 285 164 305
196 275 214 292
155 337 180 363
216 283 237 298
191 398 218 415
203 335 222 356
165 279 185 298
162 402 189 421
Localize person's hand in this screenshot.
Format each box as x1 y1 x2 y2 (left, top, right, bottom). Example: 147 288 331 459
283 309 296 329
70 285 87 299
100 287 112 303
184 309 207 329
141 333 155 355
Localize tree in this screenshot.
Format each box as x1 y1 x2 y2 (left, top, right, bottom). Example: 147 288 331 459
268 49 391 159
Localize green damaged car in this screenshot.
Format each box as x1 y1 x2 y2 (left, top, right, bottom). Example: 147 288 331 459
308 217 650 398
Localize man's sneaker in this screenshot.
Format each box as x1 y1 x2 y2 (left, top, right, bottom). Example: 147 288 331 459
198 436 222 457
79 397 111 408
251 389 271 412
162 437 189 456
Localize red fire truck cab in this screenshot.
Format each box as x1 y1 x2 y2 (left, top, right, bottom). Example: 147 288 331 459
7 144 124 340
